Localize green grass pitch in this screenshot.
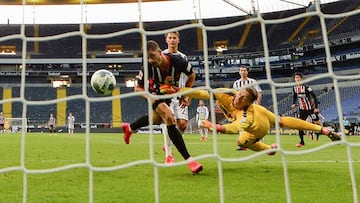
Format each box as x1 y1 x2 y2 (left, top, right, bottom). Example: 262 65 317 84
0 132 359 202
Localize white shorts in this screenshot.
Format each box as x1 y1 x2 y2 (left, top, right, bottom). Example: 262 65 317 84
170 98 189 121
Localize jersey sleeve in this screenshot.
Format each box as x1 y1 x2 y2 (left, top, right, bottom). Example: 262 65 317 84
223 122 242 134
255 84 262 92
172 55 193 76
307 85 319 108
292 87 297 105
232 81 237 88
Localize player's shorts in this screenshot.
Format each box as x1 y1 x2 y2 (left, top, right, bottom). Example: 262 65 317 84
152 99 172 110
68 125 74 130
299 109 319 122
170 98 189 121
0 123 4 129
310 112 320 122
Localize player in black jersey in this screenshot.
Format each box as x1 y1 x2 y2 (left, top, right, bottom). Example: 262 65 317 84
291 72 320 147
121 40 202 174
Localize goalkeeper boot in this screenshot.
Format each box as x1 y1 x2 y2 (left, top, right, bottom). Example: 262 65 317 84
267 143 278 156
188 160 203 174
121 123 133 144
321 127 341 141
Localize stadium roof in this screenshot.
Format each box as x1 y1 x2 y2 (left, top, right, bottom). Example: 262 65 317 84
0 0 341 24
0 0 170 5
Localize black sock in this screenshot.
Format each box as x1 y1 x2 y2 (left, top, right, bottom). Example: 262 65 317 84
167 125 191 160
130 115 149 131
299 131 305 144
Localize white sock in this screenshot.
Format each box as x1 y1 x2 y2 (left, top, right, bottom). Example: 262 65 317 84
161 124 173 157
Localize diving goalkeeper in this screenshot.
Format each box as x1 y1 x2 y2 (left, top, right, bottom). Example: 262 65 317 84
184 87 341 155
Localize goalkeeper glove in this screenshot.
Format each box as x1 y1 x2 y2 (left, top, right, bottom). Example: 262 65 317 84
159 84 179 94
202 120 224 133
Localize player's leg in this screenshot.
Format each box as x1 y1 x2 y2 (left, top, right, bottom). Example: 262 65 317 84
68 126 71 135
162 99 178 164
163 103 188 162
280 116 341 141
122 113 161 144
311 114 322 141
237 132 277 155
296 110 309 147
204 127 209 140
175 103 189 133
161 123 174 164
155 102 202 173
281 116 322 131
197 119 205 140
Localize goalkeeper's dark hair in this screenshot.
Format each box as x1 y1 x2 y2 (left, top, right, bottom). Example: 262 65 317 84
245 87 258 103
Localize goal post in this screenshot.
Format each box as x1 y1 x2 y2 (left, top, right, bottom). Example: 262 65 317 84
4 118 28 133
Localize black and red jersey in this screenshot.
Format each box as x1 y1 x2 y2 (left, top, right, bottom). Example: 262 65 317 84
292 84 319 110
136 53 193 95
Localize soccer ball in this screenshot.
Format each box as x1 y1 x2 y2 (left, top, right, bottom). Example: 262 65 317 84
90 69 116 96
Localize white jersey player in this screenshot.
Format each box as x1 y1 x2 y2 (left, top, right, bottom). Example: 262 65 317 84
67 112 75 136
233 66 262 105
161 31 191 164
196 100 210 140
0 112 5 133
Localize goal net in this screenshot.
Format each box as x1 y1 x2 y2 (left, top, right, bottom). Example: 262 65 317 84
0 0 359 202
4 118 27 134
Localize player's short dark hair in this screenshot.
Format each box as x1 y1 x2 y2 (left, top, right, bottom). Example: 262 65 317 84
240 65 249 70
293 72 303 78
147 40 160 51
245 87 258 103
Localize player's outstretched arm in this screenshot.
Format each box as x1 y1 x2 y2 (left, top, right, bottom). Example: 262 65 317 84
202 120 241 134
178 87 210 99
202 120 225 133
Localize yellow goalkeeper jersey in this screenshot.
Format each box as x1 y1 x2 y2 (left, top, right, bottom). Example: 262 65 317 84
214 90 275 137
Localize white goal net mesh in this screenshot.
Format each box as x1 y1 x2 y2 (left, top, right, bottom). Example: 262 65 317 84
0 0 360 203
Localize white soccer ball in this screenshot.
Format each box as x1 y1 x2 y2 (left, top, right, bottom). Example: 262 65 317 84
90 69 116 96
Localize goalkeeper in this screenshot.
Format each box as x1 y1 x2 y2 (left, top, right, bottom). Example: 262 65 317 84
186 87 341 154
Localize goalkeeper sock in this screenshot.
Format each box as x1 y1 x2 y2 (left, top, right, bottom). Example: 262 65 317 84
130 115 149 131
167 125 191 160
